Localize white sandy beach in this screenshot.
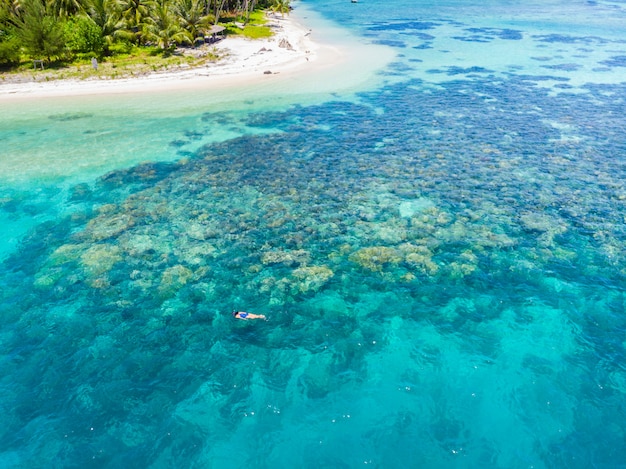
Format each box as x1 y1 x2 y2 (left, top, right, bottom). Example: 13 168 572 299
0 10 345 100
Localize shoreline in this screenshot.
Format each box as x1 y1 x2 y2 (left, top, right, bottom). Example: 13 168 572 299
0 10 343 101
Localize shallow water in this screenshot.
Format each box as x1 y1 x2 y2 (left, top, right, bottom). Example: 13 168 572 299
1 0 626 467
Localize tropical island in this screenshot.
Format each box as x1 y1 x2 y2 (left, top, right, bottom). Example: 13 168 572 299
0 0 295 83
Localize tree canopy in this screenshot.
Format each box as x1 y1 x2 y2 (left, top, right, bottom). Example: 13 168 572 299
0 0 289 67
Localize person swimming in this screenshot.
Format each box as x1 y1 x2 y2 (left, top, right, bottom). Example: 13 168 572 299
232 311 266 320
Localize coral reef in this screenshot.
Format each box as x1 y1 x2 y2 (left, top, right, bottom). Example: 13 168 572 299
4 69 626 468
291 265 334 293
349 246 402 272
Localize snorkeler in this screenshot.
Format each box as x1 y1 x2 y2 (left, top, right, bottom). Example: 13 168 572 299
232 311 266 320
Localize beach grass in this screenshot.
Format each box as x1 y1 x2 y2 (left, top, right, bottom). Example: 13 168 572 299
224 10 274 39
0 45 221 83
239 24 273 39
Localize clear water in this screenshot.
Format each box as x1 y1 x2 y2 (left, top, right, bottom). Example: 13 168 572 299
1 0 626 467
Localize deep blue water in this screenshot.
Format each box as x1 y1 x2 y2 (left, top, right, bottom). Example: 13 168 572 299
1 0 626 467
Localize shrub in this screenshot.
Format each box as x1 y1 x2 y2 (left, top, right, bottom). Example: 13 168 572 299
65 17 104 56
0 34 21 65
13 0 67 61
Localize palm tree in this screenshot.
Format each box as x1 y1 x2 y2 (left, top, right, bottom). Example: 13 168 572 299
0 0 12 21
82 0 125 53
171 0 210 41
46 0 82 17
118 0 152 43
13 0 66 60
0 0 22 65
144 0 190 49
239 0 257 25
210 0 226 25
270 0 289 18
2 0 22 16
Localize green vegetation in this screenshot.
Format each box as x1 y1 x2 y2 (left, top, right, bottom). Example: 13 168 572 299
224 9 272 39
0 0 290 75
0 43 221 81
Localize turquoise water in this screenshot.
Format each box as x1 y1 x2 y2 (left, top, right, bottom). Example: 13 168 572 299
2 0 626 467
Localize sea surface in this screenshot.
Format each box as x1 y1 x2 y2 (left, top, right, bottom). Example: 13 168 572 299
1 0 626 467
